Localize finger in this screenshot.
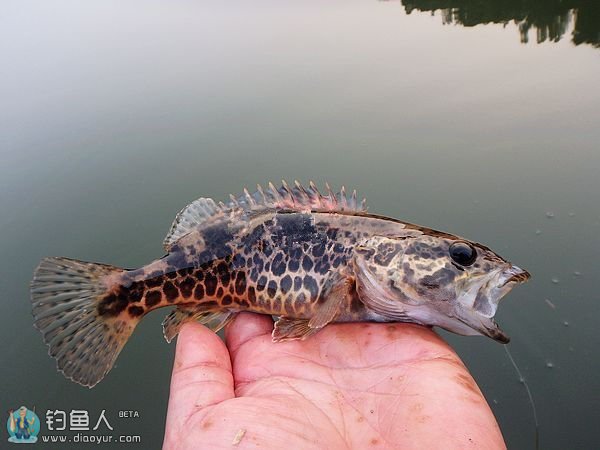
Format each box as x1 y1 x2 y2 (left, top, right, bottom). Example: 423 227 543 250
164 322 234 446
225 312 273 356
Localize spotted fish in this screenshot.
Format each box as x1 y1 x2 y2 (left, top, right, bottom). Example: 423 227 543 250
31 181 530 387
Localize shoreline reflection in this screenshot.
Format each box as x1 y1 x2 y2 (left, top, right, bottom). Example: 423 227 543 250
391 0 599 48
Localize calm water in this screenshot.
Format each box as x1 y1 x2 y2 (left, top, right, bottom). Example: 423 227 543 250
1 1 599 448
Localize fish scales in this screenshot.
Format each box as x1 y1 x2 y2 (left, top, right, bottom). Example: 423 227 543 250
30 182 530 387
102 212 389 322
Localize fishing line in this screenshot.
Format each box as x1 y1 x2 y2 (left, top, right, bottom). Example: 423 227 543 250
503 344 539 450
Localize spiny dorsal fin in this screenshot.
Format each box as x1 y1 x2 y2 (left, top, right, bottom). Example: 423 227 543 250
163 181 368 250
231 180 368 214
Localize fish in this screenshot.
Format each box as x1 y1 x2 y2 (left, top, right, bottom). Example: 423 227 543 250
30 181 530 387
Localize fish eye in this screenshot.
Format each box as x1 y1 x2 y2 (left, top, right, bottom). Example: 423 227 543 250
449 242 477 266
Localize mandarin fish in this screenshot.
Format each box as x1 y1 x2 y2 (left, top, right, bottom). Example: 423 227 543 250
31 181 530 387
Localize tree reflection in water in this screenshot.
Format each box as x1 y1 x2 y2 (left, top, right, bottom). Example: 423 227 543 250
390 0 599 47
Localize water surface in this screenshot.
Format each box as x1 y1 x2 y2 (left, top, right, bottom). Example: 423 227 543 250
1 1 599 448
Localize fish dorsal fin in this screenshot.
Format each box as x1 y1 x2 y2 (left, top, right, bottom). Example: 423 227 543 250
164 181 368 250
163 198 223 250
230 180 368 214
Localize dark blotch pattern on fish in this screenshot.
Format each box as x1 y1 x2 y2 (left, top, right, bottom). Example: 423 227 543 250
145 291 162 308
201 223 234 260
97 293 127 317
179 277 195 298
288 258 300 272
419 268 456 292
163 281 179 302
280 275 292 294
257 276 267 291
312 242 326 257
98 210 375 327
128 305 145 317
271 253 286 276
294 276 303 291
302 256 313 271
235 272 247 296
373 241 402 266
272 213 315 244
303 276 319 300
120 281 144 303
204 273 217 296
267 280 278 298
194 284 205 300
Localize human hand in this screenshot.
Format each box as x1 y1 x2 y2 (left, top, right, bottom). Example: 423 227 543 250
163 313 505 449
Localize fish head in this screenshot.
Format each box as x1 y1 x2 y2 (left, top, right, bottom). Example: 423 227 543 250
354 232 530 343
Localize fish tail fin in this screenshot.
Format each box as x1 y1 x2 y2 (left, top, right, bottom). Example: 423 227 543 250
31 257 138 388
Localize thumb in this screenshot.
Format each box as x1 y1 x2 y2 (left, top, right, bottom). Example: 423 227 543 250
164 322 234 447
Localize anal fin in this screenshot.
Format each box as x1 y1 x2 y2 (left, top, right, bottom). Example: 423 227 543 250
162 306 235 343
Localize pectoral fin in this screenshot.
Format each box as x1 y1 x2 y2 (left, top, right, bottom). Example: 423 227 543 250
308 272 353 329
272 272 353 341
353 253 411 321
163 306 235 343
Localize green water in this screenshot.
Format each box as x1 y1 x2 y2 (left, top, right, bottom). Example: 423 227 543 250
1 1 599 448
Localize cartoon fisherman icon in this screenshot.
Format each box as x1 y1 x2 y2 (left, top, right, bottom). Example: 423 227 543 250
7 406 39 443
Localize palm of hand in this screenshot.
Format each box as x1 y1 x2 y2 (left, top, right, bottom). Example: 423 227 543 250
163 313 505 449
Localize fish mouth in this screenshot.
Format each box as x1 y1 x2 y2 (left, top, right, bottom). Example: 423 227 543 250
456 264 530 344
464 317 511 344
500 265 531 287
486 322 510 344
492 265 531 302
